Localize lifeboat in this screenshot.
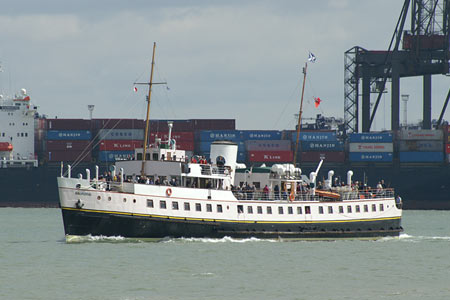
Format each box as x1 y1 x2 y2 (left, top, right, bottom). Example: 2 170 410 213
315 189 341 199
0 142 13 152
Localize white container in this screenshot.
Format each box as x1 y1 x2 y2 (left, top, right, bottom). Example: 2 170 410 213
349 143 393 153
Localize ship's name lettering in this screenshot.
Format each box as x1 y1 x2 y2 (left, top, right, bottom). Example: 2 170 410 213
75 191 91 196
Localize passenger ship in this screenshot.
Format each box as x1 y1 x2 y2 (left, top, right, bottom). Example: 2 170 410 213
57 43 403 240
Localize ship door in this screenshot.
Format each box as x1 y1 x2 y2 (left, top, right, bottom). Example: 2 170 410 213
304 205 312 222
237 204 245 221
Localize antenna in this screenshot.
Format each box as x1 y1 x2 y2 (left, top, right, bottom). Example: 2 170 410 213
401 94 409 128
87 105 95 120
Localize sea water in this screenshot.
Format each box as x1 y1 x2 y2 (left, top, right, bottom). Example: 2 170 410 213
0 208 449 300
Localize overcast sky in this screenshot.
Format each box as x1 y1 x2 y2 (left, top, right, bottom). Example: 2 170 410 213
1 0 449 131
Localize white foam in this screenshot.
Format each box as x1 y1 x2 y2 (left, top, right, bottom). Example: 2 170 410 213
163 236 278 243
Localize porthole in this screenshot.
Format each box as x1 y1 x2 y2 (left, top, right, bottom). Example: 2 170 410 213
97 196 101 200
123 198 127 202
108 197 111 201
133 199 136 203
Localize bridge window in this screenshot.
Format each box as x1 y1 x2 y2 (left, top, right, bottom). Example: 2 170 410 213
160 200 167 209
172 201 179 210
147 199 153 207
184 202 190 211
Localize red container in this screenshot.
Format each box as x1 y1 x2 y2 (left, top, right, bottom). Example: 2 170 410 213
191 119 235 130
93 119 145 130
174 140 194 151
46 140 91 151
149 131 194 142
248 151 293 162
149 120 194 132
300 151 345 162
46 150 92 162
99 140 143 151
47 119 91 130
445 144 450 154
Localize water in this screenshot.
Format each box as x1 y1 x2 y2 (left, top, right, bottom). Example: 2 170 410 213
1 209 449 300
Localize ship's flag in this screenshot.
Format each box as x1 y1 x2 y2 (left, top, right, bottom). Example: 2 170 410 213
308 52 317 63
314 97 321 108
134 86 138 92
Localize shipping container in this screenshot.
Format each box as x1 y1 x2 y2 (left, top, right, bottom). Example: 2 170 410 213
245 140 291 151
197 130 243 142
46 140 91 151
349 152 393 162
397 129 443 140
348 132 393 143
248 151 293 163
349 143 393 152
198 141 245 152
149 131 194 142
99 140 143 151
446 144 450 154
191 119 235 131
47 130 92 140
93 119 145 130
98 150 135 162
300 141 344 152
97 129 144 141
399 151 443 162
241 130 281 140
47 119 91 130
194 151 246 162
290 131 337 142
398 140 443 152
149 120 193 132
174 140 195 151
46 150 92 162
300 151 345 162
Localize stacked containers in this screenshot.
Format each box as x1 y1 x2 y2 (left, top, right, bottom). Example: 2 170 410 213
397 129 443 162
291 131 345 162
348 132 393 162
97 128 144 162
149 131 195 151
45 119 92 162
195 130 244 162
243 131 292 163
444 125 450 162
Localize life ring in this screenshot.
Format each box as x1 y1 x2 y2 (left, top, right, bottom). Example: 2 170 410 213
166 188 172 197
289 192 295 201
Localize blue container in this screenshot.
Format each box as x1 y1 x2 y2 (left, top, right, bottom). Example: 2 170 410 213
349 152 393 162
348 132 393 143
300 141 344 152
197 130 242 142
237 151 246 162
98 150 134 162
291 131 337 142
47 130 92 140
399 151 443 162
241 130 281 140
198 141 245 152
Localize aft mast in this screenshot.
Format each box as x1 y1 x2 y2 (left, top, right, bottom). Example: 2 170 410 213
293 62 308 167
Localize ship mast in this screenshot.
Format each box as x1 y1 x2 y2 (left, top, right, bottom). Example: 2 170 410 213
293 62 308 167
135 42 166 177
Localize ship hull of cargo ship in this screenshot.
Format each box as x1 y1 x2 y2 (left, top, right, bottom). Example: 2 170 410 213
61 207 402 239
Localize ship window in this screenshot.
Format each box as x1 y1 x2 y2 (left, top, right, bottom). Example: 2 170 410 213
206 204 212 212
133 199 136 203
288 206 293 214
364 205 368 212
25 133 28 137
372 204 376 212
196 203 201 211
328 206 333 214
137 153 143 160
339 206 344 213
297 207 302 214
267 206 272 214
305 206 311 214
379 204 384 211
108 197 111 201
160 200 167 209
347 206 352 213
184 202 190 211
152 153 159 160
17 133 19 137
355 205 360 213
253 182 260 189
278 207 284 214
318 206 324 214
123 198 127 203
247 206 253 214
217 204 223 213
97 196 101 200
172 201 179 210
257 206 263 214
237 205 244 213
146 153 151 160
147 199 153 207
21 133 24 137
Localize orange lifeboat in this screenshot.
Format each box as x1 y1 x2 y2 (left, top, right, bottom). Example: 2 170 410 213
315 189 341 199
0 142 13 152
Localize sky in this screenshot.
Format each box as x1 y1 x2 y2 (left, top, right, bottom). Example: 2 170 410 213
0 0 449 131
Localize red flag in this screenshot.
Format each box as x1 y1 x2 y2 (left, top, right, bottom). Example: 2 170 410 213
134 86 138 92
314 97 321 108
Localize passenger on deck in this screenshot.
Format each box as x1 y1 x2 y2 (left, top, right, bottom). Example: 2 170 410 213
274 184 280 200
263 185 270 200
190 156 197 163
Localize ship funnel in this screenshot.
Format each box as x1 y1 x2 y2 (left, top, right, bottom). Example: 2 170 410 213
347 170 353 186
210 141 238 182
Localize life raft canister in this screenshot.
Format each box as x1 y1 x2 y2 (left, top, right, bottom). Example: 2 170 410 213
166 188 172 197
289 192 295 201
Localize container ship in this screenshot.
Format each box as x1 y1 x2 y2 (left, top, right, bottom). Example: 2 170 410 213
1 91 449 209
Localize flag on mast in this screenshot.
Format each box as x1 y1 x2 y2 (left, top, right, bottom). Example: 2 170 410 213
314 97 321 108
134 86 138 92
308 52 317 63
